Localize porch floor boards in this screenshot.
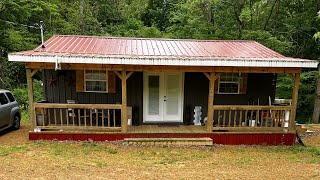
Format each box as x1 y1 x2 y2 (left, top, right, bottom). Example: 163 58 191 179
128 125 207 134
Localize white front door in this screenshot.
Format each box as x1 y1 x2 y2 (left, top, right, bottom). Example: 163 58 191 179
143 72 184 122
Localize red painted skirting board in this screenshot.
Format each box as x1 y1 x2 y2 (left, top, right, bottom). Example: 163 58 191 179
29 132 296 145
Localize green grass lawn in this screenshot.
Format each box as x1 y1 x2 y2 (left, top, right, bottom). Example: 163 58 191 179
0 117 319 179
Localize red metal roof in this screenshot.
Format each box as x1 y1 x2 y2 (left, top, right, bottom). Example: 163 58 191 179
16 35 285 59
9 35 318 68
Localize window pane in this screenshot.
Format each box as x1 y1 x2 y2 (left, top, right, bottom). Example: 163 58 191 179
86 81 106 91
85 70 106 80
220 73 240 82
166 75 179 115
219 83 239 93
5 92 15 102
148 76 160 115
0 93 9 105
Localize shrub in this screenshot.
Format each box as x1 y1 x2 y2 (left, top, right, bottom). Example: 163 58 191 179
11 79 44 110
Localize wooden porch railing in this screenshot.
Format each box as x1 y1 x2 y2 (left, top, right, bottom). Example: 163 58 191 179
34 103 122 131
212 105 292 131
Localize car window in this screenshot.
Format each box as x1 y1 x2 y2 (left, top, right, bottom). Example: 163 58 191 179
5 92 16 102
0 93 9 105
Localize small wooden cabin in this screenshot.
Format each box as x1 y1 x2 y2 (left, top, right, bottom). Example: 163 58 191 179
9 35 318 145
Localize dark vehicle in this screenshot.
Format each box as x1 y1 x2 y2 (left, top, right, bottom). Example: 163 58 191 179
0 89 21 131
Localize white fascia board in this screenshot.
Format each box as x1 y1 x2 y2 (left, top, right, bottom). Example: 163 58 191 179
8 54 319 68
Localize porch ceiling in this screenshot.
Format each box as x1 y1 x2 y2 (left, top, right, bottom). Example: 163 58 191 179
8 35 318 68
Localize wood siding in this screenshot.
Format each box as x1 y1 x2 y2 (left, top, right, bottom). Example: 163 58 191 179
183 73 276 125
43 70 143 124
44 70 276 126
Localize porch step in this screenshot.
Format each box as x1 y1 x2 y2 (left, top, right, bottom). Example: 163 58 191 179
123 138 213 146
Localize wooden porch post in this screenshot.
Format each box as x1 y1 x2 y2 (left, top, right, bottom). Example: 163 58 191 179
26 68 35 128
121 70 128 132
290 73 300 131
207 73 216 132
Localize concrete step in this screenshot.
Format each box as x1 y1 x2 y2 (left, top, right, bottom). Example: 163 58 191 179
123 137 213 146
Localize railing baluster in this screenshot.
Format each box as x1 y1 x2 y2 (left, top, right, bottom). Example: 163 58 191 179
102 109 105 127
233 110 237 127
259 110 263 127
108 109 110 127
250 110 253 127
96 109 99 127
54 108 57 126
72 109 75 126
223 110 226 127
271 110 275 127
265 110 269 127
41 108 45 126
281 110 285 128
47 109 51 126
66 109 69 126
239 111 242 127
78 109 81 126
256 110 259 127
84 109 87 127
245 110 248 127
228 110 231 127
217 110 220 127
276 110 279 127
113 109 116 127
90 109 93 127
60 108 63 126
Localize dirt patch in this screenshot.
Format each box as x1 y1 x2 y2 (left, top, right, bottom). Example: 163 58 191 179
0 122 31 145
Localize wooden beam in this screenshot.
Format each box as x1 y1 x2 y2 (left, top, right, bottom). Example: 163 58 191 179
26 69 35 129
203 72 210 80
126 71 134 80
26 62 302 74
207 73 215 132
114 71 121 79
121 70 128 133
31 69 39 77
215 73 221 81
290 73 300 132
34 103 122 109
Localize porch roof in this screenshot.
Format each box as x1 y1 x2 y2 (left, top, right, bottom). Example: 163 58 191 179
8 35 318 68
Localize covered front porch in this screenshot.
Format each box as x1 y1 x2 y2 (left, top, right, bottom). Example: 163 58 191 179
27 63 300 134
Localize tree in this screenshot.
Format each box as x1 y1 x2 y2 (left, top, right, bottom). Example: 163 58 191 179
312 11 320 124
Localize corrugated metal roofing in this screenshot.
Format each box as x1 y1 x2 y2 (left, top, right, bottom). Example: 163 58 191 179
17 35 286 59
9 35 318 68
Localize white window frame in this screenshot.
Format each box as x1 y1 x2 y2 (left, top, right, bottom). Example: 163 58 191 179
84 70 108 93
218 73 240 94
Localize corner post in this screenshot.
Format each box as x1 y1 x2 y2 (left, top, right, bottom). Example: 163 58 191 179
121 70 128 132
290 73 300 131
207 73 216 132
26 68 35 129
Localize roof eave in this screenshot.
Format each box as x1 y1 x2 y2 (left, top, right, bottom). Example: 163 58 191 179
8 54 318 68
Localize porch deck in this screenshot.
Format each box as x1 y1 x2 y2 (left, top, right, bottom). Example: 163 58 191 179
29 125 296 145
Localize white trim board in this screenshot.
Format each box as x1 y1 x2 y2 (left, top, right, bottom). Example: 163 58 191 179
8 54 318 68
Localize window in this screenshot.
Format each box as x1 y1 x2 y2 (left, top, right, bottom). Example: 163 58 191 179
5 92 16 102
218 73 240 94
0 93 9 105
84 70 108 92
